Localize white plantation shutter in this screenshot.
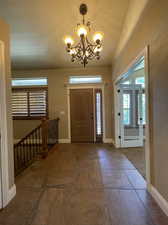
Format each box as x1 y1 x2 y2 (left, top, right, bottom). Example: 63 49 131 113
29 90 47 117
12 91 28 116
12 88 48 118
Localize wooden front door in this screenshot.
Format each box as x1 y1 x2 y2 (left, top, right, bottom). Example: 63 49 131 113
70 89 94 143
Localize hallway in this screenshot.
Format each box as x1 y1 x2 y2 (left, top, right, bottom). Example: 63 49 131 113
0 144 168 225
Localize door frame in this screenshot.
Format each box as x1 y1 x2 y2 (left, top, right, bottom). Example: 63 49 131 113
0 40 11 208
67 84 105 143
113 46 151 188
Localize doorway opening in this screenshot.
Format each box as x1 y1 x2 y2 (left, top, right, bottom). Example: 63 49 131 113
68 86 104 143
114 47 150 185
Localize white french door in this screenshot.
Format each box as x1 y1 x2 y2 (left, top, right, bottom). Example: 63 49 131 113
118 84 143 148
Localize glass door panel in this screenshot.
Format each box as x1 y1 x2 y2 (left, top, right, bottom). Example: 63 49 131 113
119 84 143 147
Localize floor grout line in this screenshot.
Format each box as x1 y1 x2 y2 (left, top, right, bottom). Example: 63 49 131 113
26 187 46 225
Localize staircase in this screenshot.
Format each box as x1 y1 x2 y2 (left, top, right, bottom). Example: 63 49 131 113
14 118 59 176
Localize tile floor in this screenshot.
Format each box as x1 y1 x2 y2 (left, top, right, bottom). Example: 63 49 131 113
0 143 167 225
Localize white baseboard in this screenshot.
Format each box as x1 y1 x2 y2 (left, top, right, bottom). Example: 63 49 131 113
58 139 71 143
6 184 16 207
149 185 168 216
103 138 115 145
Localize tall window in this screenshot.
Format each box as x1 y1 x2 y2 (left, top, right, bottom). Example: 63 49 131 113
12 78 48 119
123 93 131 125
95 89 103 142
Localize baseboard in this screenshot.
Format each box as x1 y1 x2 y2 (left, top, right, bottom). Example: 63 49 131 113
103 138 115 145
58 139 71 143
149 185 168 216
6 184 16 206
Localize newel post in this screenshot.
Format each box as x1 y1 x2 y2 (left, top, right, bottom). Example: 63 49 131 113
41 118 48 158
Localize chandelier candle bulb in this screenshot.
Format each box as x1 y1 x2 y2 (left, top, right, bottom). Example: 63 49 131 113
64 3 103 67
93 32 103 43
64 36 74 46
77 25 88 37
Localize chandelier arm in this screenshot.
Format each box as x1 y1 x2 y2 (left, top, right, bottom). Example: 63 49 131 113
86 45 96 58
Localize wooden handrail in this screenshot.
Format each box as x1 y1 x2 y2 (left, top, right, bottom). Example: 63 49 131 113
14 118 59 176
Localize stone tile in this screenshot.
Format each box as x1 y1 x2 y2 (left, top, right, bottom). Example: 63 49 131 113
75 165 103 189
0 143 163 225
99 156 135 170
136 190 168 225
125 170 146 189
46 170 77 188
101 169 133 189
31 188 111 225
0 188 43 225
105 189 153 225
121 147 146 178
16 163 47 188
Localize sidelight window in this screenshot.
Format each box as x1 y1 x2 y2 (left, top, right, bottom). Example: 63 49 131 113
95 89 103 142
123 93 131 125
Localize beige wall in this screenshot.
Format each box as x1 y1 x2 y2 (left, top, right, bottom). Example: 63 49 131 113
12 66 113 141
0 19 14 188
13 120 40 141
115 0 149 57
112 0 168 202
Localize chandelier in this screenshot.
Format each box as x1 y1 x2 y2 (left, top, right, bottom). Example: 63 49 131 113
64 4 103 67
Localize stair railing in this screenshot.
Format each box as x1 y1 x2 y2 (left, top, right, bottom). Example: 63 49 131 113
14 118 59 176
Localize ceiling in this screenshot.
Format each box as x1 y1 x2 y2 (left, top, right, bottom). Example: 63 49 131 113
0 0 129 69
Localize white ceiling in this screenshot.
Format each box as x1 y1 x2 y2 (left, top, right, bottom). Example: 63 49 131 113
0 0 129 69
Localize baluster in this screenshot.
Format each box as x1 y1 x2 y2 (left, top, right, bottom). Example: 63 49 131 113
22 141 26 167
20 143 23 170
14 119 59 176
25 138 28 166
19 145 22 173
40 126 42 153
35 128 38 154
32 132 34 157
38 127 41 153
33 132 35 158
27 136 30 163
30 134 33 162
42 118 48 158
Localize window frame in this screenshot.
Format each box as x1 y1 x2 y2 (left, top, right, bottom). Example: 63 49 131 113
12 78 48 87
69 75 102 84
12 86 48 120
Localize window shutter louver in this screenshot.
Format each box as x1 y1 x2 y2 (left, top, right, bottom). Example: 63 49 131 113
12 92 28 116
29 90 47 117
